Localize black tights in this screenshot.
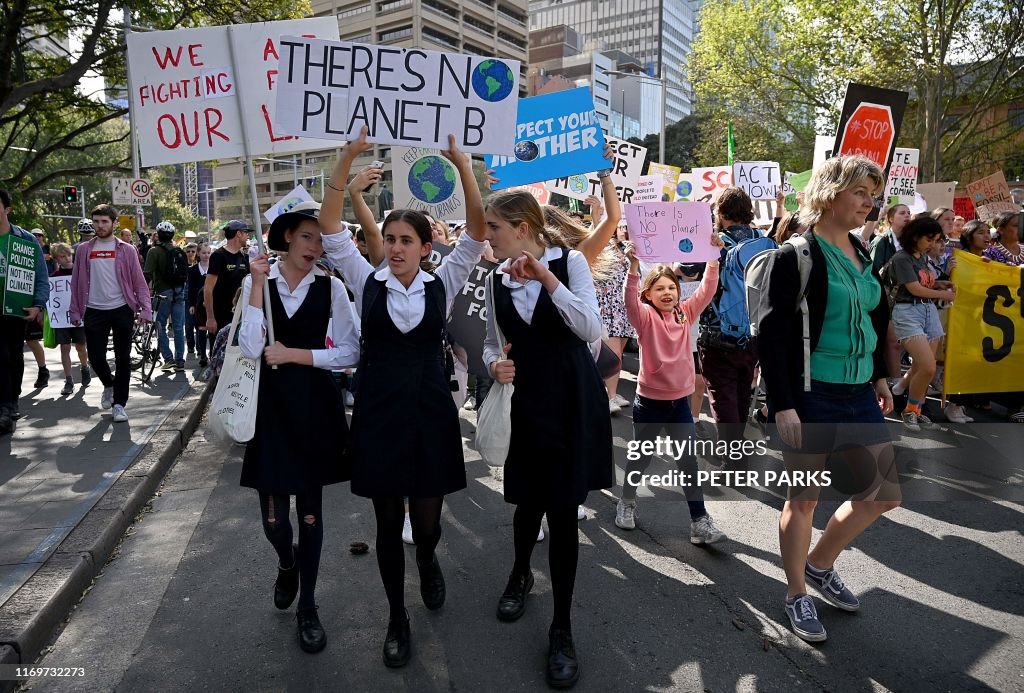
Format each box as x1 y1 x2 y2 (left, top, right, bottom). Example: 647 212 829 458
512 504 578 630
258 490 324 610
372 496 444 621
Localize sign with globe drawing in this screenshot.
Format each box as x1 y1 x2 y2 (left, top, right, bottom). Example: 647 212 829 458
392 146 469 220
275 37 521 155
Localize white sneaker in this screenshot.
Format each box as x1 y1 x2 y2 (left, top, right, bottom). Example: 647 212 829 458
576 505 586 521
944 403 973 423
609 400 622 415
615 499 636 530
343 390 355 407
402 512 414 545
536 525 545 542
690 514 726 545
463 396 476 411
101 387 114 410
111 404 128 423
611 394 630 408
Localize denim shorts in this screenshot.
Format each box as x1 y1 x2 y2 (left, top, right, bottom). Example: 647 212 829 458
769 380 890 454
892 302 944 342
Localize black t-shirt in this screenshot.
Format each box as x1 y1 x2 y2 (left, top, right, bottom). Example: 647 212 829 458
208 247 249 326
890 250 935 303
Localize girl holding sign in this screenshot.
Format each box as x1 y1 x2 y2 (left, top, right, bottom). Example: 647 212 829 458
238 203 361 655
483 189 612 689
49 243 91 395
320 127 488 669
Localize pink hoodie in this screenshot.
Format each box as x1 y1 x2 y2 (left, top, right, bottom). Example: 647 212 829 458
624 264 719 401
69 237 153 324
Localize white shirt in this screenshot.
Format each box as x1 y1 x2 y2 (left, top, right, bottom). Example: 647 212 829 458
322 230 486 333
238 264 360 371
482 247 602 371
86 237 127 310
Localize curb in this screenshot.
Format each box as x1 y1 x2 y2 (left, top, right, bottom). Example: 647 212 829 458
0 380 213 691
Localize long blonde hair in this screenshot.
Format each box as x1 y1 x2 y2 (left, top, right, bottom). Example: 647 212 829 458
486 190 568 250
542 204 614 280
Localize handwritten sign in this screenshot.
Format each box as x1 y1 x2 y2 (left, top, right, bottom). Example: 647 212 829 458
545 136 646 203
691 166 732 203
633 175 664 202
428 242 495 377
734 161 781 200
46 276 72 328
917 181 957 212
275 37 520 154
392 147 468 220
625 201 717 263
487 87 607 189
885 148 919 203
966 171 1019 221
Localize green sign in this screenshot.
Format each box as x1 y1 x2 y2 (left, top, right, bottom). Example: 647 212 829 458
784 169 813 212
1 234 37 317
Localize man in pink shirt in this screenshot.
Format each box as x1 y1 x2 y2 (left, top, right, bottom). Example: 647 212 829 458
70 204 152 423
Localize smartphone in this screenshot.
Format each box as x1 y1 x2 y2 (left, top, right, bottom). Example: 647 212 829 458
364 161 385 193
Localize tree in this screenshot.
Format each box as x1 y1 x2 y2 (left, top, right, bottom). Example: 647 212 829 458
688 0 1024 182
627 113 705 172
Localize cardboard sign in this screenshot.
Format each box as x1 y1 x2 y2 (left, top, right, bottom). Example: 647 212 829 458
264 184 315 223
111 178 153 206
428 242 495 377
1 234 37 318
917 181 957 212
486 88 607 189
46 276 73 329
783 170 810 212
392 147 469 220
676 173 694 202
691 166 733 203
954 196 976 221
832 83 908 174
633 175 664 202
966 171 1019 221
733 161 781 200
507 183 551 205
275 36 520 154
885 148 919 203
648 163 682 201
544 137 646 203
624 201 717 264
126 18 341 167
812 134 834 170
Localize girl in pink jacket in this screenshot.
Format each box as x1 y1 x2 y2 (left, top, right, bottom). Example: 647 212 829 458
614 238 728 545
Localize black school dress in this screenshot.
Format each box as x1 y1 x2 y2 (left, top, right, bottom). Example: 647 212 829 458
240 276 350 494
348 274 466 499
494 251 613 509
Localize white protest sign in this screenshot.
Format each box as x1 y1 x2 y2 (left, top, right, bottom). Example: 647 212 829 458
691 166 732 203
733 161 781 200
885 148 919 203
111 178 153 206
813 134 834 169
126 18 340 167
264 184 316 223
633 175 664 202
392 147 468 220
46 276 73 329
275 37 520 155
544 137 646 203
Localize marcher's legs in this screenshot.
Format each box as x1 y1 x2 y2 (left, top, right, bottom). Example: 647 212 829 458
545 507 579 630
0 316 26 412
295 490 324 610
110 307 134 407
372 496 408 621
155 289 173 362
83 309 114 389
603 336 628 401
170 289 186 362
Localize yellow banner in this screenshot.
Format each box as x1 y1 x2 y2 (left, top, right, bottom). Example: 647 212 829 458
945 250 1024 394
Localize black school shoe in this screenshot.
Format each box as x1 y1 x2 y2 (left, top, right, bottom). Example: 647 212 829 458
496 570 534 622
274 544 299 610
296 607 326 653
417 555 446 610
546 626 580 689
34 367 49 388
382 610 411 668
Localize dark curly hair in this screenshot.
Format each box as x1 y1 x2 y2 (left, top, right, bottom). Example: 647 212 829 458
716 187 755 226
900 216 943 252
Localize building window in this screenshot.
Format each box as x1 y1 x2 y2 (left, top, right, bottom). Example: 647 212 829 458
377 0 411 14
378 25 413 42
338 3 371 18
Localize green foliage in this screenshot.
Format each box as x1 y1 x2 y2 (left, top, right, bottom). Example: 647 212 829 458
628 113 704 172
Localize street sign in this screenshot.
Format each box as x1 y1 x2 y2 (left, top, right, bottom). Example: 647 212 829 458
112 177 153 206
118 214 137 231
832 83 908 175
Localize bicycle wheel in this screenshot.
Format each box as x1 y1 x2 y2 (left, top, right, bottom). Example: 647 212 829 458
140 323 160 382
130 324 147 370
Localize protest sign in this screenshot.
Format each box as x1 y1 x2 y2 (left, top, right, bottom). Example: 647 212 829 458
264 184 315 223
954 196 976 221
486 88 607 189
545 137 646 203
126 18 340 167
945 251 1024 394
832 83 908 174
508 183 551 205
275 37 520 155
783 170 810 212
691 166 732 203
675 173 694 201
648 163 682 201
885 148 919 203
966 171 1019 221
916 181 956 211
633 175 664 202
625 201 717 264
733 161 781 200
812 134 834 170
392 147 469 220
1 234 37 318
46 276 72 329
428 242 495 377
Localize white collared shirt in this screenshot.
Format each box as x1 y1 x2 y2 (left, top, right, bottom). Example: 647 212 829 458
322 230 486 334
238 263 360 370
482 247 601 371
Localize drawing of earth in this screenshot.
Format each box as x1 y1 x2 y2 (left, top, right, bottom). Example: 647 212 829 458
678 239 694 253
514 140 539 162
568 175 588 194
409 156 457 203
472 60 515 102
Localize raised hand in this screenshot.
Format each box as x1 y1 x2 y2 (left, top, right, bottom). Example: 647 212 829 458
348 164 382 194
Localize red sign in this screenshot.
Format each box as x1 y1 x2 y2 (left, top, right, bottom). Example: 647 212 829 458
836 103 896 169
131 179 151 198
953 196 976 221
510 183 551 206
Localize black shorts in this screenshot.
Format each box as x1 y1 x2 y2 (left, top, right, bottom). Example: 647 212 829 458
55 326 86 345
25 319 43 341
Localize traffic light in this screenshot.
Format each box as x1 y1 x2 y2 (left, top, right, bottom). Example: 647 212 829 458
63 185 79 203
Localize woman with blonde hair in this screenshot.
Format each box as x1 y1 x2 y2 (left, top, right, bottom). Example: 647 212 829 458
759 155 899 643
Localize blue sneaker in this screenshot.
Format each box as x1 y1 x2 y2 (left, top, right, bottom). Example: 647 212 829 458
805 563 860 612
785 594 827 642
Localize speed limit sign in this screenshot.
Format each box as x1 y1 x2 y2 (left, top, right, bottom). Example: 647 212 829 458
111 177 153 206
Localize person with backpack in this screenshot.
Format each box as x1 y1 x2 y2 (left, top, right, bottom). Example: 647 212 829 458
143 221 188 372
756 155 899 644
697 187 776 459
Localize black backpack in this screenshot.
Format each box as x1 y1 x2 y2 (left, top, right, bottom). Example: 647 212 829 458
162 244 189 288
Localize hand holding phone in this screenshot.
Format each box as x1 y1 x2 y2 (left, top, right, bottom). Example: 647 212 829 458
364 160 385 192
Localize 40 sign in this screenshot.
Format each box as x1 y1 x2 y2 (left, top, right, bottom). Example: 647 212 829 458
112 177 153 206
833 83 908 175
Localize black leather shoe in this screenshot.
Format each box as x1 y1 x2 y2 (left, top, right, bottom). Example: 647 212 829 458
382 610 411 668
496 570 534 622
546 626 580 689
296 607 326 653
274 544 299 610
417 555 446 610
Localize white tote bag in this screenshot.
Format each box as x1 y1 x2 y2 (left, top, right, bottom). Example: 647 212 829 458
207 298 261 445
475 272 514 466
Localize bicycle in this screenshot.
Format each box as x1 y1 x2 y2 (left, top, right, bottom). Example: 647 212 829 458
130 294 167 382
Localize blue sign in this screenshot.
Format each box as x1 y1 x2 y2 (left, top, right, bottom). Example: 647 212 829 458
486 87 608 190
